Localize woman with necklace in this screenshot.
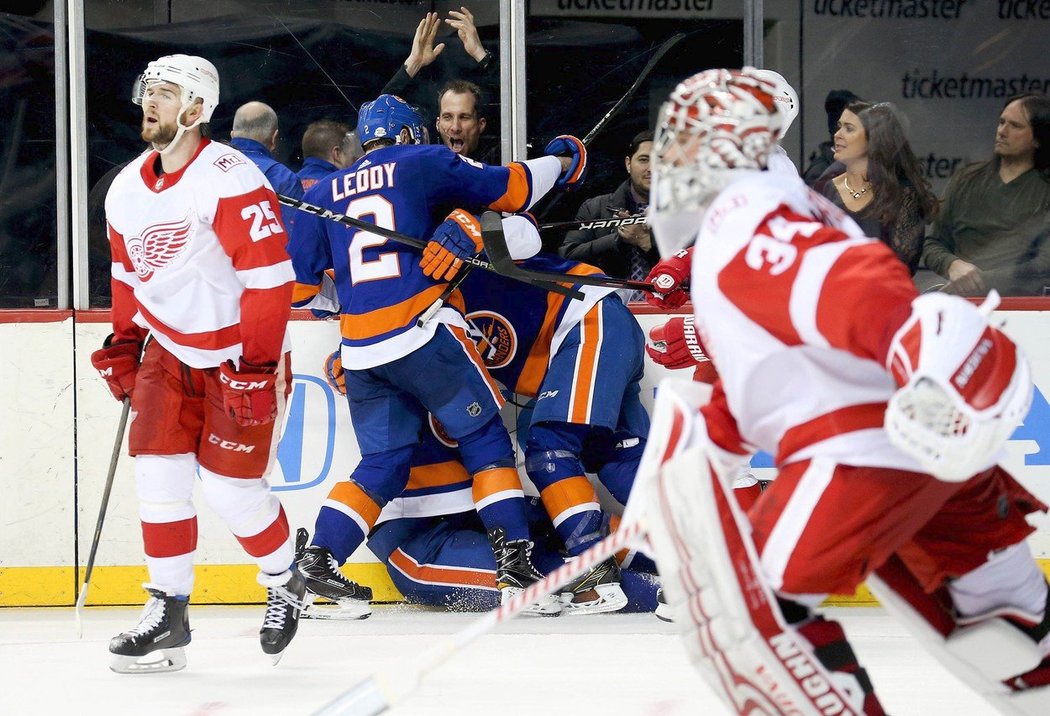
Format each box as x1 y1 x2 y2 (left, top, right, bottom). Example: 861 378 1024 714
820 101 938 274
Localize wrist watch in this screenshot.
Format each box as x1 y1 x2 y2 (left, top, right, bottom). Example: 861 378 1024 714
477 50 493 70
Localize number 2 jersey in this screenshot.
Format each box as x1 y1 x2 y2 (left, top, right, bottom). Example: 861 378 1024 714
286 144 565 370
104 139 295 368
689 170 925 471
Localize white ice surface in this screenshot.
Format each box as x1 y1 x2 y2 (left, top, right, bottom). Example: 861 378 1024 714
0 606 1000 716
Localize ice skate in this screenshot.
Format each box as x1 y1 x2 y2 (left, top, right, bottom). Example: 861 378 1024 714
487 527 562 616
109 584 191 674
559 557 628 615
295 528 372 620
258 569 307 665
654 587 674 623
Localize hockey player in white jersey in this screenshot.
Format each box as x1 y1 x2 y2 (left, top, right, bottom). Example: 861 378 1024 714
638 68 1050 715
91 54 305 671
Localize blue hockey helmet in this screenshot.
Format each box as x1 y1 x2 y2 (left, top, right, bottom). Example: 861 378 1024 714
356 94 426 148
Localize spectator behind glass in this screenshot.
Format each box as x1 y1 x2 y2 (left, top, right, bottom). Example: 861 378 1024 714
560 130 655 299
922 94 1050 297
229 101 303 229
820 101 938 275
297 119 351 191
435 79 488 160
802 89 861 189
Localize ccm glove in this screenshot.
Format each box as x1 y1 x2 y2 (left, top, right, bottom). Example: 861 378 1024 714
646 316 709 370
218 359 279 427
544 134 588 191
420 208 484 281
644 247 692 309
90 335 142 402
323 349 346 396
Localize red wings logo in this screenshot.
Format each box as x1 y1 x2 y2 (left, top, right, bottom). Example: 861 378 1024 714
126 215 193 281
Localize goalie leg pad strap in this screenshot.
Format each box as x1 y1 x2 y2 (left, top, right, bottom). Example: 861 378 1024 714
645 441 872 715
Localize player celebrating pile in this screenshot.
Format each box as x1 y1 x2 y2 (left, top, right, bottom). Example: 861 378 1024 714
640 68 1050 715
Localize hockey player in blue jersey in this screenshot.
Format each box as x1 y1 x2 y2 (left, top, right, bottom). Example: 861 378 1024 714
421 210 650 613
287 94 587 617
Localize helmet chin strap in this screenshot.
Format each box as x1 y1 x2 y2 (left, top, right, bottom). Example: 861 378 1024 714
156 101 203 156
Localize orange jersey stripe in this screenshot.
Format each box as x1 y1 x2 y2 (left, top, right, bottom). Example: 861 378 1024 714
539 476 599 520
488 163 531 213
327 481 382 526
570 304 602 423
340 285 466 341
447 324 505 407
516 263 605 397
292 281 321 304
472 467 524 503
388 548 497 589
407 460 471 490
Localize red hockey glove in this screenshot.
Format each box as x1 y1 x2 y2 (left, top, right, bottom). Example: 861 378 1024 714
544 135 588 191
218 359 279 427
323 349 346 396
90 335 142 402
644 247 692 309
646 316 710 370
420 208 484 281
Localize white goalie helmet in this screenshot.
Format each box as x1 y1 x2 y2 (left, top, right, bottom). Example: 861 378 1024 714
649 67 786 257
132 54 220 127
750 69 799 136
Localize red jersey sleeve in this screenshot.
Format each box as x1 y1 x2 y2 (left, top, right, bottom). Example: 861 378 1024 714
212 186 294 366
107 222 148 345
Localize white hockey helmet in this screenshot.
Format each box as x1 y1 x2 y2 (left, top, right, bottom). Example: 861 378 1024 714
133 54 220 126
750 69 799 136
649 67 785 256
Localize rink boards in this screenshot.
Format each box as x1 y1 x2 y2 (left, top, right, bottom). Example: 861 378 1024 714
2 304 1049 607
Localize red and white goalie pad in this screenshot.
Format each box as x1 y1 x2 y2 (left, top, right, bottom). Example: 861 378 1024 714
885 291 1032 482
638 389 864 715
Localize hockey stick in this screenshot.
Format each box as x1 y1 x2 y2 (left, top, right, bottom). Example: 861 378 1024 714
311 517 648 716
480 212 658 293
278 194 583 300
539 212 647 233
75 396 131 638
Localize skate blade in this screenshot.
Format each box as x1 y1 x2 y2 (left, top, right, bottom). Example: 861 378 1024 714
110 647 187 674
561 583 629 615
502 587 563 617
302 597 372 621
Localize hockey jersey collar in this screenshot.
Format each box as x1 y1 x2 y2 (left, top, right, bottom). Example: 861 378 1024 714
139 138 212 193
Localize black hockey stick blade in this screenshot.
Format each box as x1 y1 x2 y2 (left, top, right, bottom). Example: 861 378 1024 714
280 194 579 298
480 212 658 295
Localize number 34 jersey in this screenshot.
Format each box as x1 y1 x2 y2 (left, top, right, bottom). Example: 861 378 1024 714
105 139 295 369
287 144 564 370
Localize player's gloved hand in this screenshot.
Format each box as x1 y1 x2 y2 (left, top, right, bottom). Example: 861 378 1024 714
544 135 588 191
218 359 279 427
90 334 142 402
645 248 692 309
323 349 346 396
646 316 709 370
420 208 484 281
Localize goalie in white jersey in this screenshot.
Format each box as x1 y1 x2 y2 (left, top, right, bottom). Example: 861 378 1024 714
638 68 1050 715
91 54 305 672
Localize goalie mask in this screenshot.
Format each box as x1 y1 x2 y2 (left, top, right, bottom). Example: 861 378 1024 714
750 68 799 136
357 94 426 149
650 67 785 257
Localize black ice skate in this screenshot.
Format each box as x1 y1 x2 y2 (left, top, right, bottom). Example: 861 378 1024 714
258 569 307 665
487 527 562 616
109 585 191 674
560 556 628 615
295 528 372 620
654 587 674 623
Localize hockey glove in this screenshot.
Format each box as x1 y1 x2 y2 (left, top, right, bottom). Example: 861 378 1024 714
644 248 692 309
544 135 588 191
323 349 346 396
420 208 484 281
90 335 142 402
218 359 279 427
646 316 710 370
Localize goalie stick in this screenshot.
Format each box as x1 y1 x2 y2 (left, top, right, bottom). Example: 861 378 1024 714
277 194 582 300
480 212 658 293
75 396 131 638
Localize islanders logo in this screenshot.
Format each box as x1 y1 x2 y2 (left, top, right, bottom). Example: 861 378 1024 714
428 413 459 449
465 310 517 369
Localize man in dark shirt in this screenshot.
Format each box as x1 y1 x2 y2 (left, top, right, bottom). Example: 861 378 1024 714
559 130 655 295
